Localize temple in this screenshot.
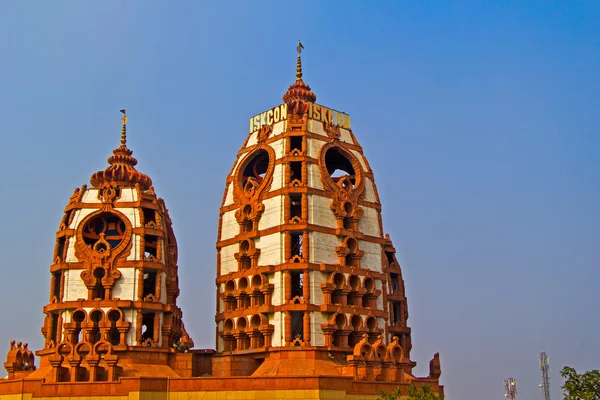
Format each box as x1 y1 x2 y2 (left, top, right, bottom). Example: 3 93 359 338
1 44 443 399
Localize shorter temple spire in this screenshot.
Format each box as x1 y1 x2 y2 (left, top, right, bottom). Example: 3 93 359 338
296 40 304 81
120 109 128 147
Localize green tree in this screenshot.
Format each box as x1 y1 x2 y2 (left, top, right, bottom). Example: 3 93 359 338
561 366 600 400
377 384 443 400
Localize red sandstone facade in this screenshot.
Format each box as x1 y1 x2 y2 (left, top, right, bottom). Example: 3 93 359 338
1 48 443 400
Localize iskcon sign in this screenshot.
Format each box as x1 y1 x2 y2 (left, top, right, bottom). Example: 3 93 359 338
249 103 351 133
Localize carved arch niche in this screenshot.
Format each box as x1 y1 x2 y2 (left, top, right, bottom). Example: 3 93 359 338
233 145 275 234
319 143 366 231
74 209 133 300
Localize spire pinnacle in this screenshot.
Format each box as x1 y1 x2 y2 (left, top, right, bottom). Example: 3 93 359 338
120 109 128 147
296 40 304 81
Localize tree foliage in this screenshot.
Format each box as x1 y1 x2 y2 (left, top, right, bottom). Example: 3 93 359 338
561 366 600 400
378 384 443 400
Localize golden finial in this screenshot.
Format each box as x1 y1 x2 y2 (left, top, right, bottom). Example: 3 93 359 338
296 40 304 81
119 109 128 147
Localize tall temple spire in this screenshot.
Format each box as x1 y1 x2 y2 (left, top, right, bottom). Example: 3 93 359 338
283 40 316 106
296 40 304 81
120 109 128 147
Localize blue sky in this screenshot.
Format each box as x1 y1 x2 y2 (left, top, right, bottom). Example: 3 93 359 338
0 2 598 399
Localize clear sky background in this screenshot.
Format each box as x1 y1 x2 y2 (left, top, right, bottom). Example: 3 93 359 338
0 2 598 399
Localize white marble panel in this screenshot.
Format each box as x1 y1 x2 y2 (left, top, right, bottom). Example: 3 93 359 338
269 311 282 347
308 194 337 229
271 271 283 306
81 189 101 204
351 149 368 171
219 243 239 275
307 119 327 137
359 240 383 272
306 137 325 159
363 178 377 203
116 188 137 203
112 267 136 301
223 182 235 206
310 232 339 265
358 207 382 237
220 210 238 241
63 269 87 301
272 120 286 137
270 138 285 160
126 234 141 261
246 132 258 148
256 233 283 266
339 128 353 144
307 163 324 190
311 312 328 346
270 163 285 191
258 196 283 231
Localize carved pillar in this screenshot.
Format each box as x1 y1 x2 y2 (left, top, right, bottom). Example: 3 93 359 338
284 195 291 221
302 232 309 260
137 268 144 300
68 359 80 382
135 311 143 345
155 271 162 301
56 313 63 343
303 270 310 302
153 312 161 344
59 271 65 300
322 287 333 304
49 275 56 302
284 232 291 260
284 311 292 345
47 314 55 345
303 311 311 345
301 194 308 220
284 271 292 301
301 161 307 183
284 162 291 183
87 357 99 382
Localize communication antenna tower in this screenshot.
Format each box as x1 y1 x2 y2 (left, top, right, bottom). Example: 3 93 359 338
504 377 517 400
539 352 551 400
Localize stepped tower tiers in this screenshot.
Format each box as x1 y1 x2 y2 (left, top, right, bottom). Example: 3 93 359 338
213 42 443 393
32 111 205 383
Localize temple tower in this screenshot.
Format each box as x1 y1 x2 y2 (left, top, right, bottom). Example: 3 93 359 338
214 43 416 377
36 111 194 382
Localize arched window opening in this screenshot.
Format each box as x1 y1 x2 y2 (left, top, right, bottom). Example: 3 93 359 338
144 234 158 260
141 313 155 344
90 310 103 344
332 273 347 305
289 162 302 184
108 310 121 345
290 233 303 258
92 268 105 300
290 136 302 154
392 301 402 326
390 273 399 293
72 310 85 344
343 202 354 230
291 272 304 299
56 237 66 261
82 213 126 249
52 271 62 300
290 194 302 220
241 149 270 188
291 312 304 342
143 269 157 299
324 148 356 186
143 208 157 227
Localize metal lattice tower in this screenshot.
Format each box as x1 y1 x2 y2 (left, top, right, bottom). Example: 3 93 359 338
505 378 517 400
539 352 551 400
